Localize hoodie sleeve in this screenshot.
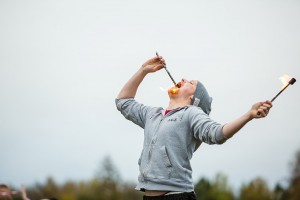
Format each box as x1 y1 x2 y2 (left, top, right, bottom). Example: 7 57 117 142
115 98 154 129
189 107 227 144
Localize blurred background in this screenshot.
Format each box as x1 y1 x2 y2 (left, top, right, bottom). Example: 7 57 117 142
0 0 299 199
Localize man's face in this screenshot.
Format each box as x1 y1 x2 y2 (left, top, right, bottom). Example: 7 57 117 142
0 187 12 200
168 78 198 98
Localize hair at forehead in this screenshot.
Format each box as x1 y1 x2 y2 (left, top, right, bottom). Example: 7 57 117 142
0 184 8 188
0 184 9 189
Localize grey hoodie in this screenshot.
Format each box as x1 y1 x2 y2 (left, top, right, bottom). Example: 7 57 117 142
115 98 227 192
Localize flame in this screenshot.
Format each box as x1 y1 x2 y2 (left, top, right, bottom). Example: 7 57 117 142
168 87 179 94
279 74 292 89
159 86 167 92
171 88 179 94
160 86 180 94
160 85 180 94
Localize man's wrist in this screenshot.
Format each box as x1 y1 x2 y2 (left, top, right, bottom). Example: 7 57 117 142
139 67 148 76
244 111 253 122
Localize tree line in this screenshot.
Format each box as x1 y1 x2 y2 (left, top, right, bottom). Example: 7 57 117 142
7 149 300 200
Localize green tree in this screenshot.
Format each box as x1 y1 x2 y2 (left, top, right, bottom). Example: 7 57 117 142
239 177 272 200
96 155 121 182
210 173 234 200
60 181 77 200
91 156 123 200
272 183 287 200
44 177 60 198
26 177 60 200
194 173 234 200
194 177 212 200
286 149 300 200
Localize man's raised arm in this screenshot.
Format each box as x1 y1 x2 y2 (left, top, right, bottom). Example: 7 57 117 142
117 56 165 99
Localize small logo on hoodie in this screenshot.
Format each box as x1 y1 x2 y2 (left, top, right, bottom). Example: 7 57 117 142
168 118 177 122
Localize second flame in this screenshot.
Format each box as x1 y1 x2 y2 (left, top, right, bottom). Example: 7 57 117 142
279 74 292 89
160 86 179 94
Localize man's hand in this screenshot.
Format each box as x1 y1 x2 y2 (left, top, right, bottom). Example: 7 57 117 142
117 56 166 99
21 185 29 200
250 100 273 119
141 56 165 74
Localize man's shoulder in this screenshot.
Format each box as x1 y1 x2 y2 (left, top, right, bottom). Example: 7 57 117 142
149 106 164 114
185 105 207 115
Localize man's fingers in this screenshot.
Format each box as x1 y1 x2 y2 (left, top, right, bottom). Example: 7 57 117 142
257 109 267 117
259 106 269 116
153 64 165 71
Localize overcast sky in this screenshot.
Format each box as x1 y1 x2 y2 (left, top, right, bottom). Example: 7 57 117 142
1 0 299 191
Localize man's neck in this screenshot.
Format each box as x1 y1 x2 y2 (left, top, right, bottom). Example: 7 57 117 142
167 99 191 110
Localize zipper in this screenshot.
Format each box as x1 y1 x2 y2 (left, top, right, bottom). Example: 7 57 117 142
144 106 188 176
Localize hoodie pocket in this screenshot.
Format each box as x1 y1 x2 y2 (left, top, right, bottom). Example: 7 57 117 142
138 152 142 166
160 146 172 168
143 145 173 179
138 148 146 167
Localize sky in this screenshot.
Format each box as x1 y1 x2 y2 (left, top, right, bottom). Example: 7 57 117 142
0 0 300 191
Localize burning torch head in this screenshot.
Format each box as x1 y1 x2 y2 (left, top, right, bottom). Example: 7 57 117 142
289 78 296 85
168 87 179 95
192 81 212 115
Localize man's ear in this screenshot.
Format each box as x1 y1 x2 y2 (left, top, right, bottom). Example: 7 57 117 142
190 95 194 101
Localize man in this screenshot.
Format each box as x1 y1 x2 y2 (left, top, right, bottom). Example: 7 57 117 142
115 55 272 199
0 185 30 200
0 185 12 200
